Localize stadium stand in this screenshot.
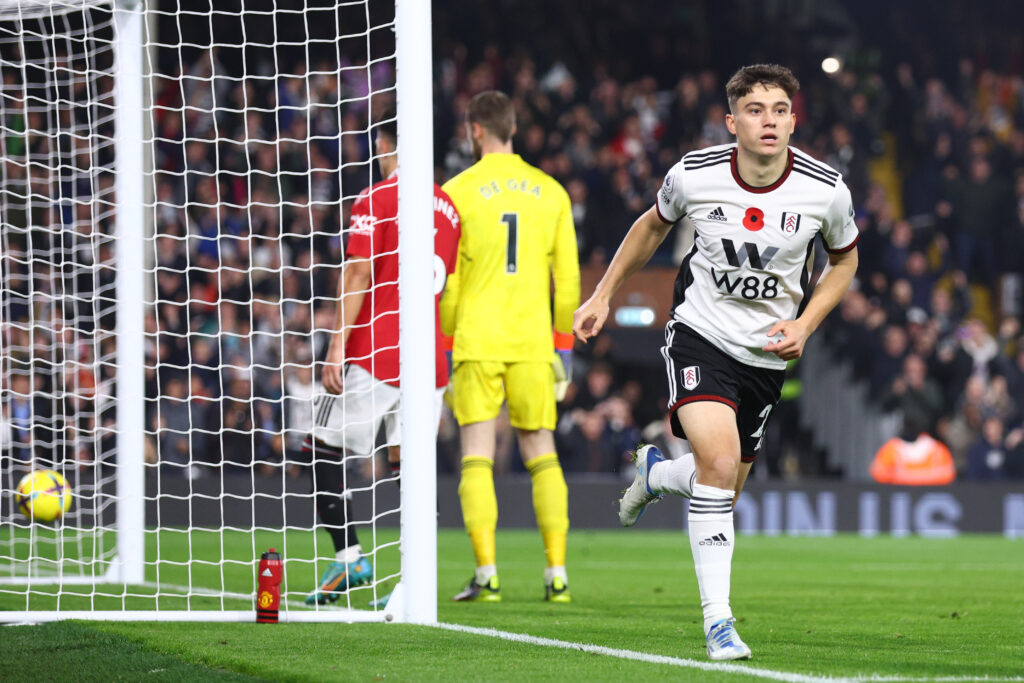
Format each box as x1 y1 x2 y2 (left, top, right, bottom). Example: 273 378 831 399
3 1 1022 481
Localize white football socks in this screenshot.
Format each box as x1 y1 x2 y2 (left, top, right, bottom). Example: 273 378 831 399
544 566 567 585
335 544 363 564
475 564 497 584
688 483 736 635
648 452 696 498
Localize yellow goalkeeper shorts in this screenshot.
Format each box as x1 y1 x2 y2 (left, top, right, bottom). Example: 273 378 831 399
451 360 556 431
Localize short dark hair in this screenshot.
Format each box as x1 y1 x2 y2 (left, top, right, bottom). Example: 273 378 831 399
725 64 800 112
466 90 516 143
374 112 397 145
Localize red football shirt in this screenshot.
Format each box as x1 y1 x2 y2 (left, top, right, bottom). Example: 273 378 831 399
345 172 461 388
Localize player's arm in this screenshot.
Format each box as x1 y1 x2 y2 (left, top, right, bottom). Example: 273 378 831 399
438 183 462 339
763 247 858 361
437 191 461 374
552 190 581 399
764 182 860 361
552 191 581 336
439 250 460 338
572 206 672 342
323 256 371 394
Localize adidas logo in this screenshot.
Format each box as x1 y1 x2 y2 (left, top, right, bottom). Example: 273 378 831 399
707 206 727 221
698 533 730 546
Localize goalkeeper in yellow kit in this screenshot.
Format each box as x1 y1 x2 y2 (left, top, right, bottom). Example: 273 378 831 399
441 90 580 602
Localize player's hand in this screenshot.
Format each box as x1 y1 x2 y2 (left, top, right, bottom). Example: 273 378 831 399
442 335 455 380
762 319 810 361
322 343 345 395
553 349 572 401
442 335 456 411
553 331 574 401
573 296 610 343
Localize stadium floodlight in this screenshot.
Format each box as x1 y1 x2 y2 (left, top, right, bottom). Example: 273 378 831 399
0 0 435 624
821 56 842 75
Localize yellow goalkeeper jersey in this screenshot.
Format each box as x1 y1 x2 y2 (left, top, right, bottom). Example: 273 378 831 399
441 153 580 362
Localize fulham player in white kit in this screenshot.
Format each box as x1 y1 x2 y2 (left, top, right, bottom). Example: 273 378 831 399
573 64 858 660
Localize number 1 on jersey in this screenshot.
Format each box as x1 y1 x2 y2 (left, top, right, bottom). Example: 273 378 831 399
501 212 518 274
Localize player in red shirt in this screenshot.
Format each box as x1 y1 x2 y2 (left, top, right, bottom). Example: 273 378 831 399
303 115 461 606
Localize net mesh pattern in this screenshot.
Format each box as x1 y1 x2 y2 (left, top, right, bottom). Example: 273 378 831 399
1 0 403 618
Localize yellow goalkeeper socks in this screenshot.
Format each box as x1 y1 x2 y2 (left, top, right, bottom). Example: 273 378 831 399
458 455 498 568
526 453 568 568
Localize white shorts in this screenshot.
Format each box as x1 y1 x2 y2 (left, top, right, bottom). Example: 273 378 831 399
311 364 444 454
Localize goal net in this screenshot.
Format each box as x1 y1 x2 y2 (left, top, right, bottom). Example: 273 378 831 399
0 0 437 623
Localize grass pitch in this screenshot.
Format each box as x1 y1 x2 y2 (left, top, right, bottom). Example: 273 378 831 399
2 529 1023 681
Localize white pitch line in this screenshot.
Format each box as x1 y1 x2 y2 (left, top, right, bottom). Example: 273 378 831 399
139 581 255 604
7 579 1020 683
857 679 1024 682
435 622 834 683
863 679 1024 683
140 581 381 615
434 623 1024 683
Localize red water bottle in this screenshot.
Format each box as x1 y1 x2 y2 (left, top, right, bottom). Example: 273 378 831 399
256 548 283 623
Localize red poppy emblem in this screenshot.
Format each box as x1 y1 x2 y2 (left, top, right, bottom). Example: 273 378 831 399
743 207 764 231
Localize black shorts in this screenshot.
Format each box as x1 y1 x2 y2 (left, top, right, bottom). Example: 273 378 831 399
661 321 785 462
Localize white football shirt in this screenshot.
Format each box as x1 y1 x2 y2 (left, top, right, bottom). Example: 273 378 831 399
656 143 859 370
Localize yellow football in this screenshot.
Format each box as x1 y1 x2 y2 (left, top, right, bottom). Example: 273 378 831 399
15 470 73 523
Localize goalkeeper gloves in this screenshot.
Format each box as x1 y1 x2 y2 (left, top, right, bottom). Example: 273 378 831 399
553 332 574 402
442 335 454 381
442 335 455 410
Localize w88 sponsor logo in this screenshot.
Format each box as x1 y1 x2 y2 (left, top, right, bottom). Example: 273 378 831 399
712 238 780 300
712 268 780 299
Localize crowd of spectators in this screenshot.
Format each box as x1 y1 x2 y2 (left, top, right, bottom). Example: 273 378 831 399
139 48 394 478
819 58 1024 480
3 2 1024 482
0 15 120 481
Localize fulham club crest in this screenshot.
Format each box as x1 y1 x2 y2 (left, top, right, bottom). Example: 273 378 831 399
780 212 801 237
682 365 701 390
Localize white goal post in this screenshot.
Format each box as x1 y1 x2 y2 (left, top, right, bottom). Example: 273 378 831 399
0 0 436 623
